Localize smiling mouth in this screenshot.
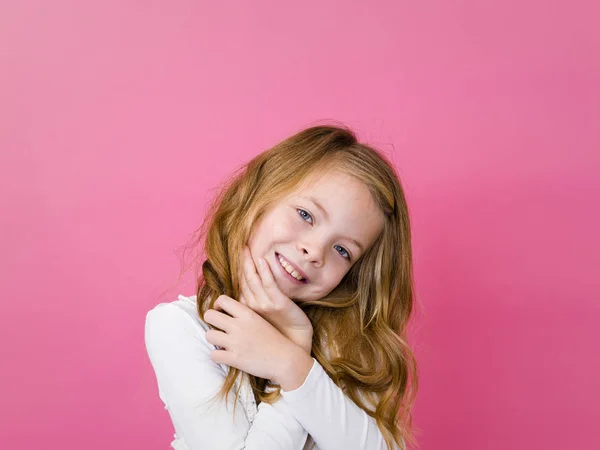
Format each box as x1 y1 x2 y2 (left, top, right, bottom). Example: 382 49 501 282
275 252 309 283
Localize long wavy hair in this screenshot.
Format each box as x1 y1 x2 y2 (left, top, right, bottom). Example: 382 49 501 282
177 124 419 449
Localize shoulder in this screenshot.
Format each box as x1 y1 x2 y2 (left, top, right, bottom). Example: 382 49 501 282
144 293 233 375
144 294 216 358
145 293 209 333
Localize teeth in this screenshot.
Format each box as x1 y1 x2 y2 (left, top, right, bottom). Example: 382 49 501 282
277 255 305 281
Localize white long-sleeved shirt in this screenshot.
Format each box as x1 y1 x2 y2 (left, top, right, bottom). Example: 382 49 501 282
145 294 400 450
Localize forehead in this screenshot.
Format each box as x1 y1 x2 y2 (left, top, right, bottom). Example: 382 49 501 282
293 170 366 203
287 170 384 249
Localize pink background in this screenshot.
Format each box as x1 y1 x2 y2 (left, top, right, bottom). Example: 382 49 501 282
1 1 598 449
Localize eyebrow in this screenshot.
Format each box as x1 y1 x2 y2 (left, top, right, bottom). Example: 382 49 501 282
304 196 365 252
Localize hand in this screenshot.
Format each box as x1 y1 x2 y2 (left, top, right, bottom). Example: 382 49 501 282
204 294 313 389
239 245 313 354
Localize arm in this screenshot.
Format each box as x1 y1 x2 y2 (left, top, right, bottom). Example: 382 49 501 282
278 350 402 450
144 303 308 450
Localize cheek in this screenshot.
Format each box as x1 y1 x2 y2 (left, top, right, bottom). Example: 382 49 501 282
271 215 302 239
334 270 347 287
323 267 348 288
249 211 299 247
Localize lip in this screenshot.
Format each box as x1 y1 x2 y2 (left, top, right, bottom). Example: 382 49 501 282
274 252 310 284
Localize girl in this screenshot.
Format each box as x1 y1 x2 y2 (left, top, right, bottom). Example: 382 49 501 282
145 124 418 450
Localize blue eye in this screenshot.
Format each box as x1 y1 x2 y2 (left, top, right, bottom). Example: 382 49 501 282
334 245 351 260
297 208 313 223
297 209 351 261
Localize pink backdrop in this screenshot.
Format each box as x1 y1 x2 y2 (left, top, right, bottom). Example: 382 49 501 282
1 1 598 449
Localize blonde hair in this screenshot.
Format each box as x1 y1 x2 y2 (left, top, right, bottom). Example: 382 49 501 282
178 124 418 449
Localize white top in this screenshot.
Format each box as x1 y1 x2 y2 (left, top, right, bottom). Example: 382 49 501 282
145 294 401 450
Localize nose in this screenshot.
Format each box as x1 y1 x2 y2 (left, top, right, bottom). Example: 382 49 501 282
298 239 325 268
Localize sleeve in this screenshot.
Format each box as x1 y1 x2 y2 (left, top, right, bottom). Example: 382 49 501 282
145 303 309 450
280 358 403 450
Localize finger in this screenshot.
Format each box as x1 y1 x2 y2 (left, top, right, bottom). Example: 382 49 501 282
237 251 247 303
204 308 234 331
243 246 266 298
255 256 279 293
239 273 255 307
205 329 229 349
236 247 252 305
213 294 251 319
239 264 252 298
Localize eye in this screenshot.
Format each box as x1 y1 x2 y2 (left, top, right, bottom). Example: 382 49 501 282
297 208 352 261
297 208 313 224
334 245 351 260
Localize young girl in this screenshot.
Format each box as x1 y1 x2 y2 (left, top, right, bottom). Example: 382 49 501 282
145 124 418 450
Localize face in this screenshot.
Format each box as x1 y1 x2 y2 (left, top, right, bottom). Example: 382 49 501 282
246 169 385 302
